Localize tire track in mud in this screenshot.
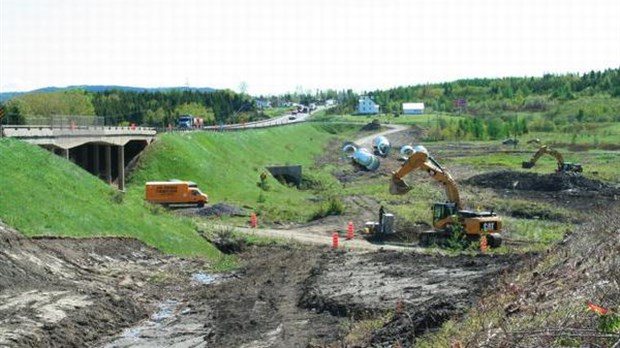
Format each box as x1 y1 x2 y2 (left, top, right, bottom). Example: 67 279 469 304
0 221 216 348
299 250 530 346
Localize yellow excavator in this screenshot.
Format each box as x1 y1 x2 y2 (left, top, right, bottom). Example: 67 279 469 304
387 145 503 248
522 145 583 173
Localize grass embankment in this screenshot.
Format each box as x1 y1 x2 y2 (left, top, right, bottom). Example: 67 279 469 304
0 138 220 259
260 106 293 118
0 123 356 265
128 123 357 224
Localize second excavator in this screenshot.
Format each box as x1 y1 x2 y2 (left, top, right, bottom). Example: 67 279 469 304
522 145 583 173
388 145 503 248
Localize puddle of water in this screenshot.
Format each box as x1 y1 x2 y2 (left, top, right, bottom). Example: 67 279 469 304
151 299 178 322
191 272 219 284
103 299 180 347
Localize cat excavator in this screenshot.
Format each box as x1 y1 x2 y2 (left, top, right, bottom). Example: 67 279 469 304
384 145 503 248
522 145 583 173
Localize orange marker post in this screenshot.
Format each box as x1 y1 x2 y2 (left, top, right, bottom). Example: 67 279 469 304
332 232 339 249
250 212 257 228
480 235 488 253
346 221 354 240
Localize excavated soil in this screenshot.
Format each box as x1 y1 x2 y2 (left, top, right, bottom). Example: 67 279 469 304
464 170 619 194
300 251 529 346
0 219 528 348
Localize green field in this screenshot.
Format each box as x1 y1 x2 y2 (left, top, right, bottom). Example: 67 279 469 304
0 123 358 262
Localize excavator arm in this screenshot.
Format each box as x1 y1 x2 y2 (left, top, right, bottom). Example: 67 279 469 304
522 145 547 168
522 145 565 169
390 146 462 210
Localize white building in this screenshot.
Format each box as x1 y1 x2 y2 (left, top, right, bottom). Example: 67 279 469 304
357 96 380 114
402 102 425 115
255 100 271 109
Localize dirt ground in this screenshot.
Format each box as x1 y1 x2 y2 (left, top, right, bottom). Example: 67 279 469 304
0 220 531 348
1 124 618 347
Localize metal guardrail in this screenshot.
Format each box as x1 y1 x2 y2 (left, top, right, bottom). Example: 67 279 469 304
1 125 157 140
7 115 106 127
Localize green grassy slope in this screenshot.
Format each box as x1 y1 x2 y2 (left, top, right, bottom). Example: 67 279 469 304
0 138 219 258
127 123 356 222
0 123 355 259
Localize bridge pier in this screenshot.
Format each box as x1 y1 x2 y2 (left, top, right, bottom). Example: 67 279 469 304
80 146 88 170
93 144 100 177
117 145 125 191
104 145 112 184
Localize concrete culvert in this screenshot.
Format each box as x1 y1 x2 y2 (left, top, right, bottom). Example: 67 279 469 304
266 165 302 187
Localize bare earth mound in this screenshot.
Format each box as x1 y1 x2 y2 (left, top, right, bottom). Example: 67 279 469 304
463 171 618 194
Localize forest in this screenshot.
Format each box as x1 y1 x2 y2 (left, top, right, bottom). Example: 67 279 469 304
328 68 620 141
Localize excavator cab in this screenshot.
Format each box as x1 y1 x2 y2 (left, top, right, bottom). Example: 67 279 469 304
432 202 458 224
558 162 583 173
521 161 535 169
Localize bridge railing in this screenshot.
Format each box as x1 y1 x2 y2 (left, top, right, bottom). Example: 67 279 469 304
16 115 106 128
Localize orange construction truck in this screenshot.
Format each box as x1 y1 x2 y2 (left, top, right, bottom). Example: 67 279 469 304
145 181 208 207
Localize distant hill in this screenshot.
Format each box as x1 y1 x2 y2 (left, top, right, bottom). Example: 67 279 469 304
0 85 217 102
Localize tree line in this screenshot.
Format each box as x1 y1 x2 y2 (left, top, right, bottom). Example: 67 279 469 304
1 89 260 127
327 68 620 141
330 68 620 116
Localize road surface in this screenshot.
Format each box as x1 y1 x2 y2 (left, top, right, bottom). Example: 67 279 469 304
230 225 424 252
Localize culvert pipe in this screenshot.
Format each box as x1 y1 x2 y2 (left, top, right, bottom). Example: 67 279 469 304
342 143 357 158
372 136 391 157
400 145 414 159
353 147 380 171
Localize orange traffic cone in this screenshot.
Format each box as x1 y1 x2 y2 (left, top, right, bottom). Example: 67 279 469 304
346 221 354 240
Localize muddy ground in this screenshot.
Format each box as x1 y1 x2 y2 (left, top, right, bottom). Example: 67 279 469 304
1 124 618 347
0 220 531 348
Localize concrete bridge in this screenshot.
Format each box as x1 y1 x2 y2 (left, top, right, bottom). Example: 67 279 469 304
1 125 156 190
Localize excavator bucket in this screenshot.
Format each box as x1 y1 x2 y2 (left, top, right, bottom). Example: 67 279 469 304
390 177 412 195
522 161 534 169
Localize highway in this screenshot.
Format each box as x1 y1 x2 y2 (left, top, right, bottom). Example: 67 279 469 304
202 106 322 131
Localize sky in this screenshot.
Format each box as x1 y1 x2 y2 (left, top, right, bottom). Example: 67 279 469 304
1 0 619 96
